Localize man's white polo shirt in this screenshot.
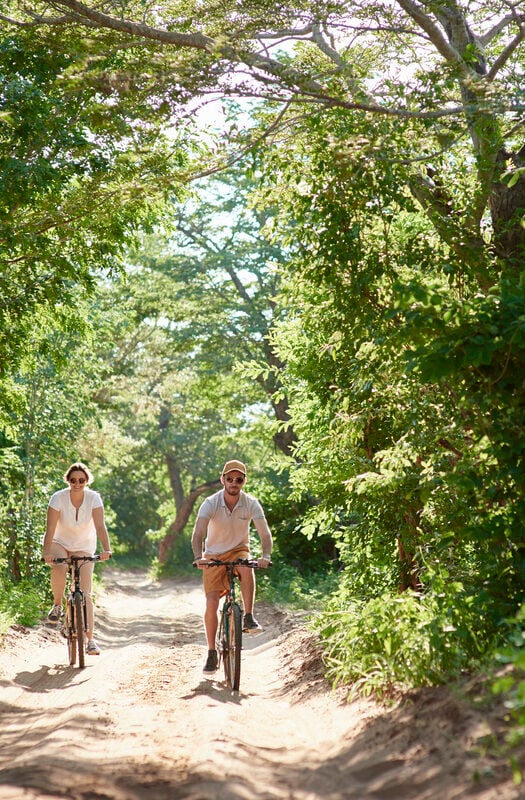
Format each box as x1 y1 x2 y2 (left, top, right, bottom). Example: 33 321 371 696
198 489 266 556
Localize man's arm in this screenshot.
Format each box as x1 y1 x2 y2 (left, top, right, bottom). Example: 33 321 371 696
254 517 273 568
191 517 209 567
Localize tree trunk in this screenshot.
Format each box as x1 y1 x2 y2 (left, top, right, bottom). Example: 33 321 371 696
490 145 525 271
166 452 185 510
398 510 422 593
272 394 296 455
158 477 220 564
259 343 297 457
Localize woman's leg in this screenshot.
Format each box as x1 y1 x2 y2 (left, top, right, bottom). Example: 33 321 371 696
49 542 68 605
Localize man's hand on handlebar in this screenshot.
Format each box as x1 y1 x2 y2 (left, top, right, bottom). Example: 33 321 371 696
193 557 209 569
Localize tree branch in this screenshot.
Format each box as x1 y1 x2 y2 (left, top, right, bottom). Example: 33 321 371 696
48 0 214 49
479 10 525 47
487 24 525 81
395 0 468 72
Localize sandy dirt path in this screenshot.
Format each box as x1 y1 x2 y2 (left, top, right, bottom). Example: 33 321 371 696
0 568 522 800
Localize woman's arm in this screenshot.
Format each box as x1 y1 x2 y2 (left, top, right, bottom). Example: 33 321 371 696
93 506 112 559
42 506 60 563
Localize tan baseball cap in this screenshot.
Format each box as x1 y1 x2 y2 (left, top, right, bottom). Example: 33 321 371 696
222 459 247 476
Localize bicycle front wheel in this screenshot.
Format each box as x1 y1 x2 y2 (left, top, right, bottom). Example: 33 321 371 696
74 591 85 668
217 605 228 682
65 600 76 666
227 602 242 691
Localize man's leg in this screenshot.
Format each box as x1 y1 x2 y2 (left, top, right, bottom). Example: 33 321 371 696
202 590 221 673
237 566 261 631
204 591 221 649
237 566 255 615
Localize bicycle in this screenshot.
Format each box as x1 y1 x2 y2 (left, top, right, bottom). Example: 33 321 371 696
206 557 269 691
52 555 101 669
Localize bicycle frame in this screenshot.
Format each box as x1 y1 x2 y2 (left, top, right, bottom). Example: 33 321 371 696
53 555 100 669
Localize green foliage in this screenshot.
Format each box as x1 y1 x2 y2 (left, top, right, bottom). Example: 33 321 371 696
0 307 109 589
257 561 340 611
152 530 195 577
248 53 525 696
314 585 495 697
0 24 188 395
0 18 195 585
249 468 336 571
69 166 310 563
0 608 13 637
492 606 525 759
0 578 43 628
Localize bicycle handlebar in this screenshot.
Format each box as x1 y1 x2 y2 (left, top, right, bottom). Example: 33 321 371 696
193 557 272 568
51 555 103 564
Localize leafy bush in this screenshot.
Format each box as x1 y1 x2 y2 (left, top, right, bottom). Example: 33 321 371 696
0 579 43 628
313 586 496 698
0 607 14 636
257 560 339 610
492 605 525 769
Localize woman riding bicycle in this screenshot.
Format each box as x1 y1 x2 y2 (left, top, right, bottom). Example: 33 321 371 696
42 461 112 655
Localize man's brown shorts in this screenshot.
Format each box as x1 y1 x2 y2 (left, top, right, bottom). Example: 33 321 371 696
203 546 250 596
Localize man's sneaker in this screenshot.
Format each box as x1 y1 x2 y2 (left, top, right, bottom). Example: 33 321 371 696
203 649 218 673
47 604 63 623
86 640 101 655
243 613 262 632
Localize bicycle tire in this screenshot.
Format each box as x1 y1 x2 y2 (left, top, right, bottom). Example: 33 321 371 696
74 591 85 668
65 600 76 666
218 604 229 684
227 602 242 691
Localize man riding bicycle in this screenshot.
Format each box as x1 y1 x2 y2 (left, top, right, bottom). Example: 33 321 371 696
192 460 273 674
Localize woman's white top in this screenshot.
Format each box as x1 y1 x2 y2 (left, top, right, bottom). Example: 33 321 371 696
48 487 103 553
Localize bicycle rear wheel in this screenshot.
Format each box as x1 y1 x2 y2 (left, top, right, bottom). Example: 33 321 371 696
227 602 242 691
65 600 76 666
74 591 85 668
